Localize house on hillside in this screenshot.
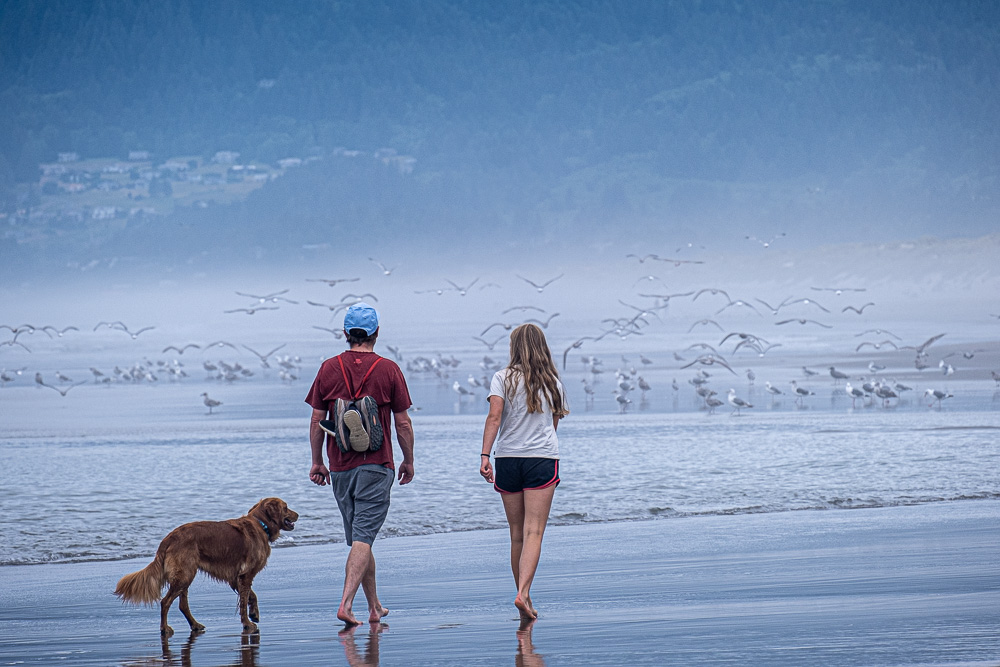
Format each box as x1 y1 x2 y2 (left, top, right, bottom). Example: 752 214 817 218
58 152 80 163
213 151 240 164
128 151 151 161
91 207 118 220
277 158 302 169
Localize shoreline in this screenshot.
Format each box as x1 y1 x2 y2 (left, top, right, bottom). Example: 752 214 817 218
3 495 1000 569
2 500 999 666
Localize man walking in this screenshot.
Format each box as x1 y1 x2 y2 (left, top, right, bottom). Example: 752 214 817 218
306 302 414 625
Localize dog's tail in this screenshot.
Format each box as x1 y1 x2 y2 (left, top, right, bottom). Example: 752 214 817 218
114 552 165 606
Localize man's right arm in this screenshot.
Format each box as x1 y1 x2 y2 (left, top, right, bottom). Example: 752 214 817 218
393 409 414 485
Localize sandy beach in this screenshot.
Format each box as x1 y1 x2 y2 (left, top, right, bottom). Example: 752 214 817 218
1 499 998 666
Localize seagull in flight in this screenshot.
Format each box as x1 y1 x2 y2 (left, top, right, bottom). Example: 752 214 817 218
243 344 287 367
369 258 396 275
307 300 350 314
163 344 201 354
688 319 724 333
692 288 730 303
562 335 606 370
811 286 867 294
38 379 87 397
312 326 345 339
41 325 79 337
855 329 901 341
473 335 505 351
776 318 833 329
842 303 875 314
716 300 761 316
517 274 564 292
503 305 547 314
341 293 379 304
306 277 360 286
626 253 660 263
236 289 297 304
524 313 560 329
856 340 898 352
745 233 786 248
205 340 239 352
680 354 736 375
225 306 279 315
780 297 830 313
445 278 479 296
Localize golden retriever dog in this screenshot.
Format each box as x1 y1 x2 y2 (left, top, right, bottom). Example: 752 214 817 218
114 497 298 636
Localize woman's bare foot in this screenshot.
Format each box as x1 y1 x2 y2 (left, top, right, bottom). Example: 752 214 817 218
368 605 390 623
514 595 537 620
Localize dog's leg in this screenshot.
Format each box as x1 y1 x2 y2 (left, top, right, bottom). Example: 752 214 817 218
237 575 258 634
160 584 181 637
178 589 206 633
248 589 260 623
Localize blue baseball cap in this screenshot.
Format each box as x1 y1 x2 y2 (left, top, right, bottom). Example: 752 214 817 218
343 302 379 335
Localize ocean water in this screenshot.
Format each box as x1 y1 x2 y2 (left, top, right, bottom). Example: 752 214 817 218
2 367 998 566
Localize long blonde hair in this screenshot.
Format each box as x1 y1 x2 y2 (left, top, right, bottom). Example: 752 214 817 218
503 323 569 417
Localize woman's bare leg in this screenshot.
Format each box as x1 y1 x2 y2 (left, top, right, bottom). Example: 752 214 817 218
502 486 555 619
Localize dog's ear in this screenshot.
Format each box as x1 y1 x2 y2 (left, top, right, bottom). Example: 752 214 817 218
261 498 285 526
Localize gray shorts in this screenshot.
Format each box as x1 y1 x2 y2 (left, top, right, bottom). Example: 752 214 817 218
331 464 393 546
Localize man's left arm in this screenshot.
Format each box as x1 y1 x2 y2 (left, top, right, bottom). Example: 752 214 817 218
393 409 414 485
309 408 330 486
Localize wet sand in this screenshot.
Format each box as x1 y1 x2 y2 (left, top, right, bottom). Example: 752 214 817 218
1 500 998 666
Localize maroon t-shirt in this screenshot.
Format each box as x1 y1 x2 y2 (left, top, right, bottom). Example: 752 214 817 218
305 350 412 472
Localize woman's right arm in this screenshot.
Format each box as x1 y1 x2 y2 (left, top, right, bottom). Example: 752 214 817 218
480 395 504 483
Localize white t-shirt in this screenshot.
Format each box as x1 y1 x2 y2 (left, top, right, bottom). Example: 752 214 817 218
488 368 566 459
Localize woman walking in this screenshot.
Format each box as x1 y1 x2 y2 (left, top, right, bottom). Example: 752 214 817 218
480 323 569 620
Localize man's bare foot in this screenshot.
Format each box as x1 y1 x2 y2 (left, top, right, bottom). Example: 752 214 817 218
514 595 537 620
368 605 389 623
337 604 362 626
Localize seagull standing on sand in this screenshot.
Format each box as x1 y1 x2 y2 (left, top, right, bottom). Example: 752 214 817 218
924 388 953 408
789 380 815 405
845 382 866 408
727 389 753 416
200 392 222 414
829 367 849 383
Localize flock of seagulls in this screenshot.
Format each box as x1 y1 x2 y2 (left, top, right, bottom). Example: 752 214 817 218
2 245 997 418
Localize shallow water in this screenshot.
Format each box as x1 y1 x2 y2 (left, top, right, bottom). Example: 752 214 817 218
2 368 997 565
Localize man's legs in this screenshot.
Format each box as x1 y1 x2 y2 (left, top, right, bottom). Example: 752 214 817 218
337 541 388 625
333 466 394 625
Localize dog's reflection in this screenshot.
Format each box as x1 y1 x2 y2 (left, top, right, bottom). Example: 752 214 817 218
152 630 259 667
338 622 387 666
516 618 546 667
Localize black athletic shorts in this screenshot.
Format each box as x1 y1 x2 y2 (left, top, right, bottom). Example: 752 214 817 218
493 457 560 494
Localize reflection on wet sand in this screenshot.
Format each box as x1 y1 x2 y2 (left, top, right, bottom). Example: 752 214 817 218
339 622 387 666
516 619 546 667
122 631 260 667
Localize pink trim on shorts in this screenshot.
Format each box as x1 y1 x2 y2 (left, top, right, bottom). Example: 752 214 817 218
525 460 559 490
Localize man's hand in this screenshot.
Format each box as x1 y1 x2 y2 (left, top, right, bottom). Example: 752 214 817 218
309 463 330 486
397 461 414 485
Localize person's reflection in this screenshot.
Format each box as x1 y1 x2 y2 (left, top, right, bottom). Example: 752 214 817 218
339 622 387 666
516 618 546 667
157 630 259 667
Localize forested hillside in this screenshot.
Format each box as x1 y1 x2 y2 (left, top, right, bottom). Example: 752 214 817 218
2 0 998 268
